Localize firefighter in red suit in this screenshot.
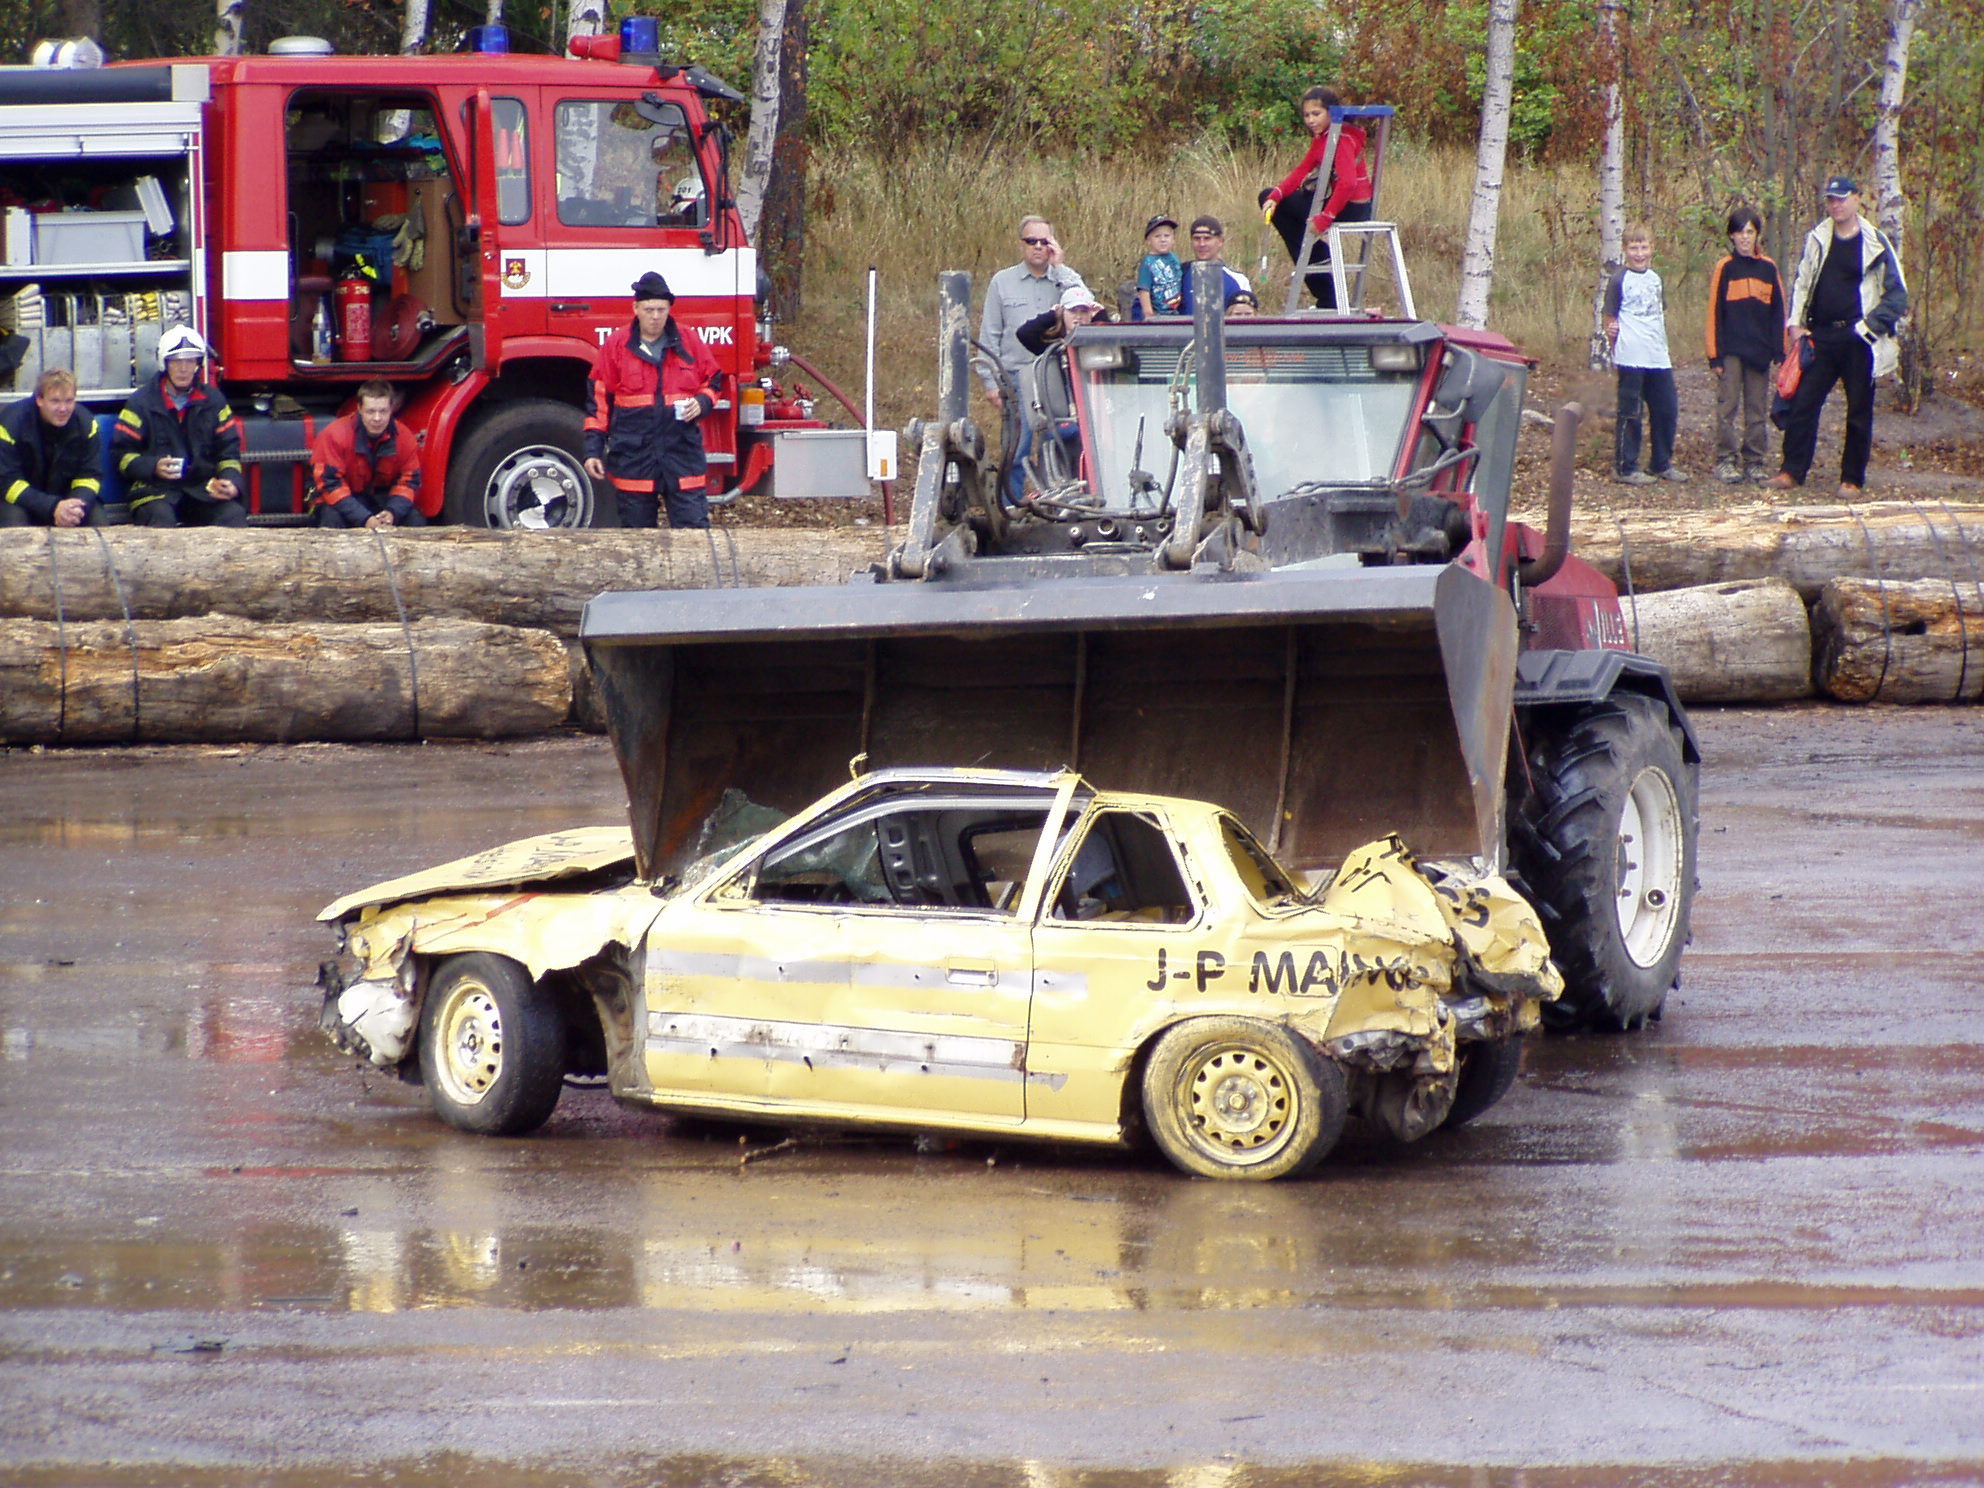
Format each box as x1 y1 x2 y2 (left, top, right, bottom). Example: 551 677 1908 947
583 271 722 528
309 381 425 528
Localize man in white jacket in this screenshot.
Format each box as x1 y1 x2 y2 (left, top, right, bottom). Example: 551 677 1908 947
1771 176 1909 497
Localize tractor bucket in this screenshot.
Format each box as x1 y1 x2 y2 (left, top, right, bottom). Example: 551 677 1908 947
583 561 1518 883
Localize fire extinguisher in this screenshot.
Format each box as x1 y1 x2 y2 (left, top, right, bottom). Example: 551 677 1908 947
334 264 373 364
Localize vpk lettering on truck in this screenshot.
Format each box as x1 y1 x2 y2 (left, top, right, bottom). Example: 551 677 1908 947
0 20 866 527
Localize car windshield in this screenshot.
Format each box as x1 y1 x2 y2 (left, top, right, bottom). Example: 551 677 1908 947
1072 338 1420 509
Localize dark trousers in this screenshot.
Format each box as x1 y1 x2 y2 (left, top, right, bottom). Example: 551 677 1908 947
132 491 248 527
1271 190 1375 309
1615 365 1678 476
0 500 120 527
614 475 708 529
1714 360 1773 466
1779 327 1876 487
316 495 427 528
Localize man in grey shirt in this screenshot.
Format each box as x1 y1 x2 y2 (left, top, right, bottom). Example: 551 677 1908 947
980 215 1086 503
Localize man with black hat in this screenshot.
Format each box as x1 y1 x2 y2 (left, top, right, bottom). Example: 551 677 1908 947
583 271 723 528
1178 217 1253 316
1771 175 1908 497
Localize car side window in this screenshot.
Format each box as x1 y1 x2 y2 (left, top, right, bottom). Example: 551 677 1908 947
748 805 1053 914
554 98 706 228
1049 812 1198 924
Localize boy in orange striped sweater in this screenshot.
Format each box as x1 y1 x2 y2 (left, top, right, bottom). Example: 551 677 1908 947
1705 206 1786 483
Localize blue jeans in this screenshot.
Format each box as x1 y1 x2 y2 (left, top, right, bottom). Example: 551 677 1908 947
1616 365 1677 476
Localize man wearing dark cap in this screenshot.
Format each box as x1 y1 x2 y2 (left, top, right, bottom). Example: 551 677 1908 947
1771 176 1908 497
1178 217 1253 316
583 271 723 527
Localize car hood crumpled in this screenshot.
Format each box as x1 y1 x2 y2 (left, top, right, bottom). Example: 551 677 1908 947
318 825 637 924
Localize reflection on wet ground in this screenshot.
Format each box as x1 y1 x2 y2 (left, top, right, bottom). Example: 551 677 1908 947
3 716 1984 1481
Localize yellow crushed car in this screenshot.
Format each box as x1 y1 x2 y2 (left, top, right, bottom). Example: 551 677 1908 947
317 766 1561 1180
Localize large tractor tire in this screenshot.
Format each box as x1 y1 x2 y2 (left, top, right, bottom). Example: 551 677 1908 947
442 400 614 529
1512 693 1698 1032
418 953 567 1135
1142 1018 1348 1180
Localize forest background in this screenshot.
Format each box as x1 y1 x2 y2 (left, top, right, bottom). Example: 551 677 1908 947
5 0 1984 445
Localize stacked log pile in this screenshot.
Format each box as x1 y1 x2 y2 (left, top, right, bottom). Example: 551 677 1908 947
0 527 890 744
1543 501 1984 705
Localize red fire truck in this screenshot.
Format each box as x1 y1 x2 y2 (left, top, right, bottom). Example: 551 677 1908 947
0 24 862 525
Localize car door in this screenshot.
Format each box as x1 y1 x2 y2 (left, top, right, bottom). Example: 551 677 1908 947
1026 806 1210 1130
641 788 1068 1125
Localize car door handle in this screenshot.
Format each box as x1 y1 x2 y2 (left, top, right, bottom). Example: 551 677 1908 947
551 301 592 313
946 963 999 987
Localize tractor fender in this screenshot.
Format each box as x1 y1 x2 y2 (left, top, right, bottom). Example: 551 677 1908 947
1513 649 1699 763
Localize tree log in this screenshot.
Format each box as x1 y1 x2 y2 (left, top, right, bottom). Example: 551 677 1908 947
1549 502 1984 598
0 526 892 637
1622 578 1813 703
0 616 571 744
1813 577 1984 704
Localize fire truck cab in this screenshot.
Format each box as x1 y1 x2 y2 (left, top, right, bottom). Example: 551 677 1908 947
0 27 856 527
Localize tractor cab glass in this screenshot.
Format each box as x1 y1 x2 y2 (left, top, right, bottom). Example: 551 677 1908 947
1068 334 1422 507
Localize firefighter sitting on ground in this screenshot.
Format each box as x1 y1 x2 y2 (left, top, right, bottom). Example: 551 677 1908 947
0 368 103 528
582 271 722 529
114 326 247 528
309 380 425 529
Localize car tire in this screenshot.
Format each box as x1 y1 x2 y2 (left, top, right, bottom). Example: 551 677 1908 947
418 952 566 1135
1514 693 1698 1032
1442 1034 1524 1128
442 400 614 529
1142 1017 1347 1181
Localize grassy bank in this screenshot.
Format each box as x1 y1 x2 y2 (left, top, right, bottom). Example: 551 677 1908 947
778 139 1735 437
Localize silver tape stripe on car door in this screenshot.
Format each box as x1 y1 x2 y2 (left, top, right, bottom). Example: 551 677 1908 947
644 1012 1025 1083
649 948 1085 996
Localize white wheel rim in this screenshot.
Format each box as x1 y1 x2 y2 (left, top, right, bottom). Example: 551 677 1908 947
432 982 504 1107
1616 765 1686 967
485 445 592 529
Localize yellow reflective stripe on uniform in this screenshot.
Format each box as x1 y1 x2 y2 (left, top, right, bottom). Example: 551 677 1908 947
117 408 143 430
0 423 14 446
4 479 26 504
217 461 243 476
129 491 166 508
72 477 101 493
118 450 141 473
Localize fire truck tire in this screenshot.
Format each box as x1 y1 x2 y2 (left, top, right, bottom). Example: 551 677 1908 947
418 952 567 1135
1513 693 1698 1033
1442 1034 1524 1128
444 401 613 530
1142 1017 1347 1180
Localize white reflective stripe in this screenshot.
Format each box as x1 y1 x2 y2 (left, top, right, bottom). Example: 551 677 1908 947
541 246 756 299
221 250 289 301
644 1010 1023 1082
496 248 548 298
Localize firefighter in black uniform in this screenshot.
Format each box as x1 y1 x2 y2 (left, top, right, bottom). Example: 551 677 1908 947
0 368 102 527
114 326 247 527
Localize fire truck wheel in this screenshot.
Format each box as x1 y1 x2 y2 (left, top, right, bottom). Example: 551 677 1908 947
418 953 567 1135
1142 1017 1347 1180
444 401 612 530
1513 693 1698 1033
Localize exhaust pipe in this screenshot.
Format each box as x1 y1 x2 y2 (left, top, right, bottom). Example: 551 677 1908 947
1517 401 1582 588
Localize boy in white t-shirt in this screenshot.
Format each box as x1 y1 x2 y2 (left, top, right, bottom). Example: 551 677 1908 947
1603 225 1688 485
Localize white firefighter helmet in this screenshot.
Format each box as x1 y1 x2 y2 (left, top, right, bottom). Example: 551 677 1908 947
158 326 210 363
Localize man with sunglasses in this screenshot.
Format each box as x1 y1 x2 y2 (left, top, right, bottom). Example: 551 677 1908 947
980 215 1089 504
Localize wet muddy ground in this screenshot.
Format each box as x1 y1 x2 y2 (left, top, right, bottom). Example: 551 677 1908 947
2 707 1982 1487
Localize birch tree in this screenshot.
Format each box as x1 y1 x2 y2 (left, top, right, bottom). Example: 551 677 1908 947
567 0 606 44
214 0 244 55
1589 0 1626 367
1873 0 1922 404
738 0 789 240
400 0 430 53
486 0 504 23
739 0 809 315
1455 0 1517 329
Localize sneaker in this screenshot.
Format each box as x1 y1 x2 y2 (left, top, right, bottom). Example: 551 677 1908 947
1745 464 1772 483
1766 472 1800 490
1615 470 1656 486
1715 461 1743 484
1657 467 1690 483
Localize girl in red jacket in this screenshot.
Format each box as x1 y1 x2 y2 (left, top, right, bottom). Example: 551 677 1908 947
1259 87 1374 309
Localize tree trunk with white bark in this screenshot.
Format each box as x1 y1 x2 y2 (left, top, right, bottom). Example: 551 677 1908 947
1456 0 1518 329
400 0 430 53
1589 0 1626 369
1874 0 1923 410
214 0 245 55
566 0 605 45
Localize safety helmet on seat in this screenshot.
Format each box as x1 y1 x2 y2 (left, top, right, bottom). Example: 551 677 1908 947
159 326 209 363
